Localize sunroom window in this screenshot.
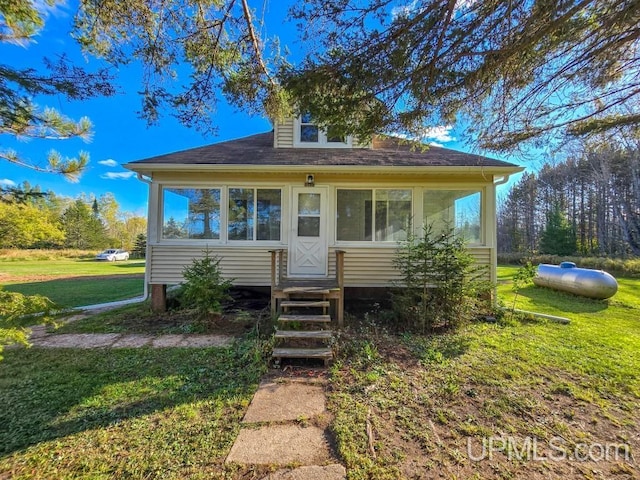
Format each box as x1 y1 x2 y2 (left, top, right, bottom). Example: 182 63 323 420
228 188 281 241
337 189 412 242
162 188 221 239
423 189 482 244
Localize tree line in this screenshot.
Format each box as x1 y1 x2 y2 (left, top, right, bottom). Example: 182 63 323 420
498 143 640 257
0 183 146 252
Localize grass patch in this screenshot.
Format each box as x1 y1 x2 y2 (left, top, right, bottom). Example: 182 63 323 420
0 258 145 279
0 342 269 479
54 302 256 336
0 252 146 307
4 276 144 308
329 267 640 479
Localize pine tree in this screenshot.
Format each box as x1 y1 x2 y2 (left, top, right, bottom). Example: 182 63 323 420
539 204 577 256
132 233 147 259
61 200 109 249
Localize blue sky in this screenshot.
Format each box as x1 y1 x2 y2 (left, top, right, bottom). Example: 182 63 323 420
1 1 525 214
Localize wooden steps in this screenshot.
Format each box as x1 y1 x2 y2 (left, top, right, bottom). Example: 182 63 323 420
280 300 330 308
275 330 333 339
282 286 331 295
272 283 336 366
278 314 331 323
272 348 333 360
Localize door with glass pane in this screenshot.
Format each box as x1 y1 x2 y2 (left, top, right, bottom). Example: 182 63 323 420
289 187 327 276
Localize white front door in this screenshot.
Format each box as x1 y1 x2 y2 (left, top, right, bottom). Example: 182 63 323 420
289 187 328 276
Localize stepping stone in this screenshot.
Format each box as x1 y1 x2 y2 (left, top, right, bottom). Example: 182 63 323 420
111 335 154 348
225 425 332 465
181 335 234 347
261 464 346 480
35 333 121 348
243 381 326 423
151 335 185 347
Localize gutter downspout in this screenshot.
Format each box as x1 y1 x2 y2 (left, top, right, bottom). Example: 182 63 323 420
493 174 512 186
492 173 513 308
137 173 153 304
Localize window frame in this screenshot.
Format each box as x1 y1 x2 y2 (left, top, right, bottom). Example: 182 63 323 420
293 115 353 148
227 187 283 243
158 185 284 245
422 187 485 246
160 186 223 242
335 188 414 244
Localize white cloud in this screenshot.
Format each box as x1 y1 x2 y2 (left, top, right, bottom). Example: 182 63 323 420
98 159 118 167
0 179 17 187
393 0 475 19
391 1 419 18
455 0 477 10
388 125 456 144
101 172 136 180
422 125 455 143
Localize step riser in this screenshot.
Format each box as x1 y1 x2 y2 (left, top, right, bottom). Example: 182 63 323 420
275 331 333 340
281 301 330 308
278 315 331 323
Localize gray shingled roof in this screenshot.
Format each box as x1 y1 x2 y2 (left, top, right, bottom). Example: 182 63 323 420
128 131 518 168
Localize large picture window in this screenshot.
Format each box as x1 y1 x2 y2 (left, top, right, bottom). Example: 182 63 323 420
423 190 482 244
337 189 412 242
229 188 281 241
162 188 221 239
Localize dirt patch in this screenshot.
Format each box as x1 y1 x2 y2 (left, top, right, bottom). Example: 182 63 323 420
331 336 640 480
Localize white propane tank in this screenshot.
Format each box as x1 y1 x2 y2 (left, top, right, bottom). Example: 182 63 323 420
532 262 618 299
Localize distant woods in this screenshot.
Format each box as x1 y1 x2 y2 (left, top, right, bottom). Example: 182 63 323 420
498 143 640 257
0 185 146 251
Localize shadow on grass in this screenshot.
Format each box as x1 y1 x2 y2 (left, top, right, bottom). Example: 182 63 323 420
516 285 609 314
3 276 144 307
403 333 471 365
0 346 262 457
114 262 146 268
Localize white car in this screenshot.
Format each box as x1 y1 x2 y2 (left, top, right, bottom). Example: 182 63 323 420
96 249 130 261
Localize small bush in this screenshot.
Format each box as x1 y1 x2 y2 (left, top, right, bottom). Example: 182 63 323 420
392 225 492 333
0 289 61 361
179 250 233 324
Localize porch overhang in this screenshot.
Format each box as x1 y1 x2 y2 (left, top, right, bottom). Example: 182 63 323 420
124 162 524 177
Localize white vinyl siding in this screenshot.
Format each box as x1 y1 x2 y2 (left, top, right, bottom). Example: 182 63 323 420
148 244 491 287
274 118 294 148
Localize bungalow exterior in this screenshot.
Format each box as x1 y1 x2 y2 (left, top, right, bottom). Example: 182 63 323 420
125 115 523 320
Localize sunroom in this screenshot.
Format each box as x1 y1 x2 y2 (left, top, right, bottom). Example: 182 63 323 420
125 129 522 312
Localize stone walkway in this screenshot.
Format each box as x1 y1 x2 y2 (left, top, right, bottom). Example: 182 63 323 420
26 325 234 349
22 304 346 477
226 376 346 480
20 303 236 349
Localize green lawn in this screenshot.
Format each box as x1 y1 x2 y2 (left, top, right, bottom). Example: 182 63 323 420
3 276 144 307
329 267 640 479
1 265 638 479
1 258 146 307
0 257 145 278
0 343 268 479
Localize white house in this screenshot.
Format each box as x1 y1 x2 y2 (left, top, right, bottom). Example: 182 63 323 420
125 115 523 320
